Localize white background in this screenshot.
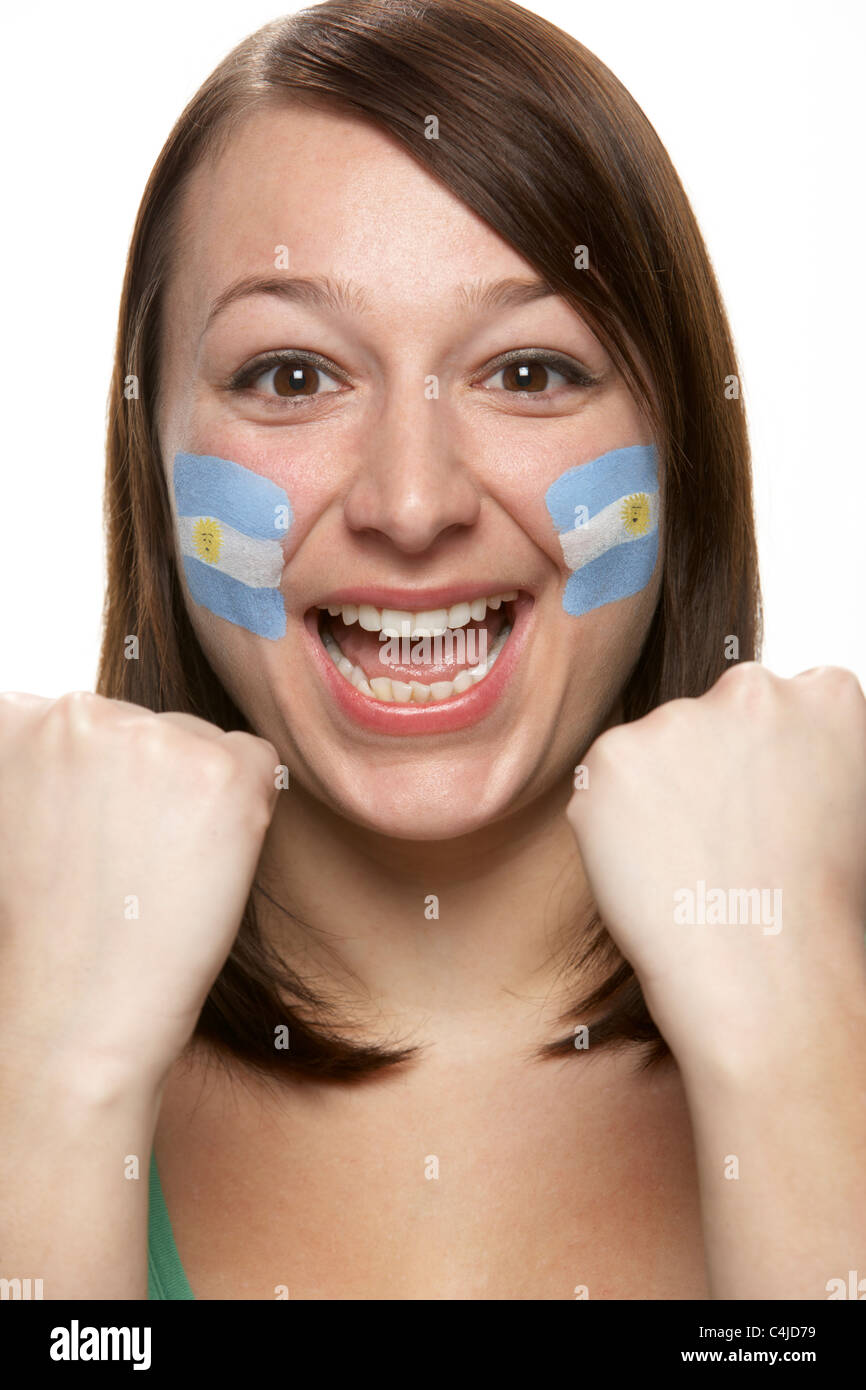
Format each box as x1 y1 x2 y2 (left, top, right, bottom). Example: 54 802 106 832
1 0 863 692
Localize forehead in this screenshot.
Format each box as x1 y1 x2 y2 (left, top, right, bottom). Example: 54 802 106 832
168 102 533 321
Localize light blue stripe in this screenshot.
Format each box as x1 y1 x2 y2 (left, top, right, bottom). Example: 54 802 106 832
181 555 286 640
545 444 659 531
173 453 292 540
562 529 659 616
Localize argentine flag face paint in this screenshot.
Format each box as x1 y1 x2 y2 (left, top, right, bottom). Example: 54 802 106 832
172 452 293 640
545 444 660 617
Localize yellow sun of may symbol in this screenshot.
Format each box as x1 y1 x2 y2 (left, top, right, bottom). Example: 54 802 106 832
192 516 223 564
620 492 651 536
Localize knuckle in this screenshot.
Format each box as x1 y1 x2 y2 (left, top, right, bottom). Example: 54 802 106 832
810 665 862 696
125 718 174 762
800 667 866 733
255 736 280 767
720 659 765 684
225 729 274 761
195 745 239 792
55 689 110 721
585 726 619 764
586 721 634 770
123 716 211 781
648 696 692 725
715 660 774 705
46 690 106 739
222 731 279 786
53 689 95 715
217 737 277 829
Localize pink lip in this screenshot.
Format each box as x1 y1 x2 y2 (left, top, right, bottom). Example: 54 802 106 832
303 593 533 735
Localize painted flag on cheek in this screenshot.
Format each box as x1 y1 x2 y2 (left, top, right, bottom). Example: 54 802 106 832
545 444 660 617
172 452 293 640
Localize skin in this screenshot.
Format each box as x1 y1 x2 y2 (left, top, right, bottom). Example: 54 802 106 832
151 103 689 1298
1 101 863 1301
154 103 866 1299
157 101 660 1047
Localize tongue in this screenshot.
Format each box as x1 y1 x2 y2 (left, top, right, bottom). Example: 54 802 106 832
330 613 504 681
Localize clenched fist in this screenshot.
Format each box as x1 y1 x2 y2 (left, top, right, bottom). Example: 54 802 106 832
0 691 280 1094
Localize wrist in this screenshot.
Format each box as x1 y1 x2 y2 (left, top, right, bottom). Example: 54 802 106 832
673 994 866 1108
0 1044 166 1122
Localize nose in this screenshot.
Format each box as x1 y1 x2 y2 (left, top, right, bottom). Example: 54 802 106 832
342 382 481 554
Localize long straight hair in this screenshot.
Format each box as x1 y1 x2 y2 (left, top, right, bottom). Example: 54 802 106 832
97 0 761 1079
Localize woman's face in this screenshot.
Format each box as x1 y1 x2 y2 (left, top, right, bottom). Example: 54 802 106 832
158 102 661 838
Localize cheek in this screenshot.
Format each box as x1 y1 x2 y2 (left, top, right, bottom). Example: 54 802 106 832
552 572 662 759
545 444 660 617
171 451 294 640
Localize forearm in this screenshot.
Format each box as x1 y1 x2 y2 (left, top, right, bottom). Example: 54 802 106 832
0 1057 161 1300
680 1008 866 1301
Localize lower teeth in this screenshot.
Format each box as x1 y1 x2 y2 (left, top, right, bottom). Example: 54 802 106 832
320 621 512 703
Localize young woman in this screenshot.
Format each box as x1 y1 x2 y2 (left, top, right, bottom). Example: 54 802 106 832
2 0 864 1301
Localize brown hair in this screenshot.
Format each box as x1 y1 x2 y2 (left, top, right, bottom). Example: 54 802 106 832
97 0 760 1079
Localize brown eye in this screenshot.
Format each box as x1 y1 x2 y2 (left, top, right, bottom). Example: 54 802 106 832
479 354 595 397
240 357 343 400
501 361 551 392
272 362 321 396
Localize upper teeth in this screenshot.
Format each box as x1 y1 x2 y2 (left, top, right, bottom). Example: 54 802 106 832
318 591 517 637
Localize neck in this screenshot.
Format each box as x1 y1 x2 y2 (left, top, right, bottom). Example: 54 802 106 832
255 773 600 1053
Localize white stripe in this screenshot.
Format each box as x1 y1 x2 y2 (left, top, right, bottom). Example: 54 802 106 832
177 515 284 588
558 491 659 572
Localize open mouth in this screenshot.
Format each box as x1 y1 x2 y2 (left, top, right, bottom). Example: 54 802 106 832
313 591 519 705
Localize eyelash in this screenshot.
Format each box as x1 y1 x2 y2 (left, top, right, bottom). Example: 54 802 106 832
225 348 601 410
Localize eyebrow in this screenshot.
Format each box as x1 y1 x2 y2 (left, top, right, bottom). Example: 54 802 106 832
202 273 558 335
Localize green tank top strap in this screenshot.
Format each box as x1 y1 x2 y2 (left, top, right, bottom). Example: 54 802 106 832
148 1149 195 1300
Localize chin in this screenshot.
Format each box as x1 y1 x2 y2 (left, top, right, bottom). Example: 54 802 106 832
312 755 535 841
